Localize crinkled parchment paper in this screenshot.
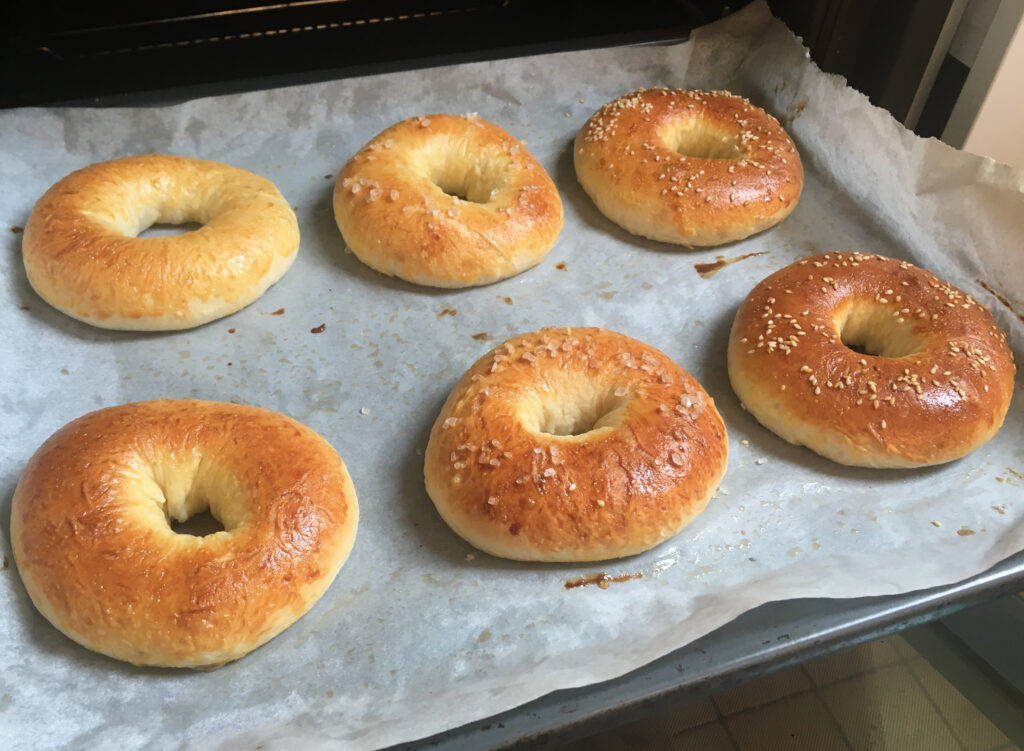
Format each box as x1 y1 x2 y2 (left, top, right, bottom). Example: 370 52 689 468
1 3 1022 748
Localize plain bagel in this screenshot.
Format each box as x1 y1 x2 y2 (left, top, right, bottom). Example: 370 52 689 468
22 154 300 330
728 252 1016 467
11 400 358 668
333 114 563 288
575 88 802 246
424 327 728 562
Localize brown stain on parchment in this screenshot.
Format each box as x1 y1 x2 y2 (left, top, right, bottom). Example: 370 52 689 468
695 251 769 279
780 99 808 126
976 280 1024 324
565 572 643 590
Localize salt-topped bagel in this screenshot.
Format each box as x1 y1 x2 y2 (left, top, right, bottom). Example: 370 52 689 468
333 114 563 287
424 327 728 561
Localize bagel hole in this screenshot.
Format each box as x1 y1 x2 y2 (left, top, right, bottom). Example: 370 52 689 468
432 171 500 204
138 221 204 238
169 509 225 537
524 383 630 437
838 302 923 358
665 122 745 160
428 143 509 204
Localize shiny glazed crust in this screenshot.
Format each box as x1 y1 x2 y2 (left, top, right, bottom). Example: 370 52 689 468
574 88 802 246
22 155 300 330
424 327 729 561
728 252 1016 467
333 114 563 287
11 400 358 668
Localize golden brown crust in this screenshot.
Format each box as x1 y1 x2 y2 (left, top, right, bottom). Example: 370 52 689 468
424 327 728 561
10 400 358 668
728 252 1016 467
574 88 802 246
333 114 563 288
22 155 300 330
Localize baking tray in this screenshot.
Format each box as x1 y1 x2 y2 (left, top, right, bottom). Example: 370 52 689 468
390 552 1024 748
1 3 1022 749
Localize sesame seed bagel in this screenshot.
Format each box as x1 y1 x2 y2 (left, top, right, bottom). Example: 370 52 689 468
728 253 1015 468
424 327 728 562
22 155 300 330
11 400 358 668
574 88 802 247
333 114 563 288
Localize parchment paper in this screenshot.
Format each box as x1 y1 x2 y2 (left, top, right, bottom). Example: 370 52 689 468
1 3 1022 749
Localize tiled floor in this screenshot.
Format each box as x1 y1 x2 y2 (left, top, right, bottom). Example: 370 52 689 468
555 634 1018 751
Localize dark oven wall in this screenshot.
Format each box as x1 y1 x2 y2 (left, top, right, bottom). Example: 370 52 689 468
3 0 959 137
767 0 959 132
1 0 747 108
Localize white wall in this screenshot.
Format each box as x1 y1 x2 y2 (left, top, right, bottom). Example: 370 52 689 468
952 1 1024 166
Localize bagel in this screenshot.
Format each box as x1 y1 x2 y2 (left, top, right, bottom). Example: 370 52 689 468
22 155 300 330
574 88 802 246
728 252 1016 467
10 400 358 668
424 327 728 561
333 114 563 287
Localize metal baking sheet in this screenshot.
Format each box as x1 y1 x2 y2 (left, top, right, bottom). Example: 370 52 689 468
395 552 1024 749
1 3 1022 749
